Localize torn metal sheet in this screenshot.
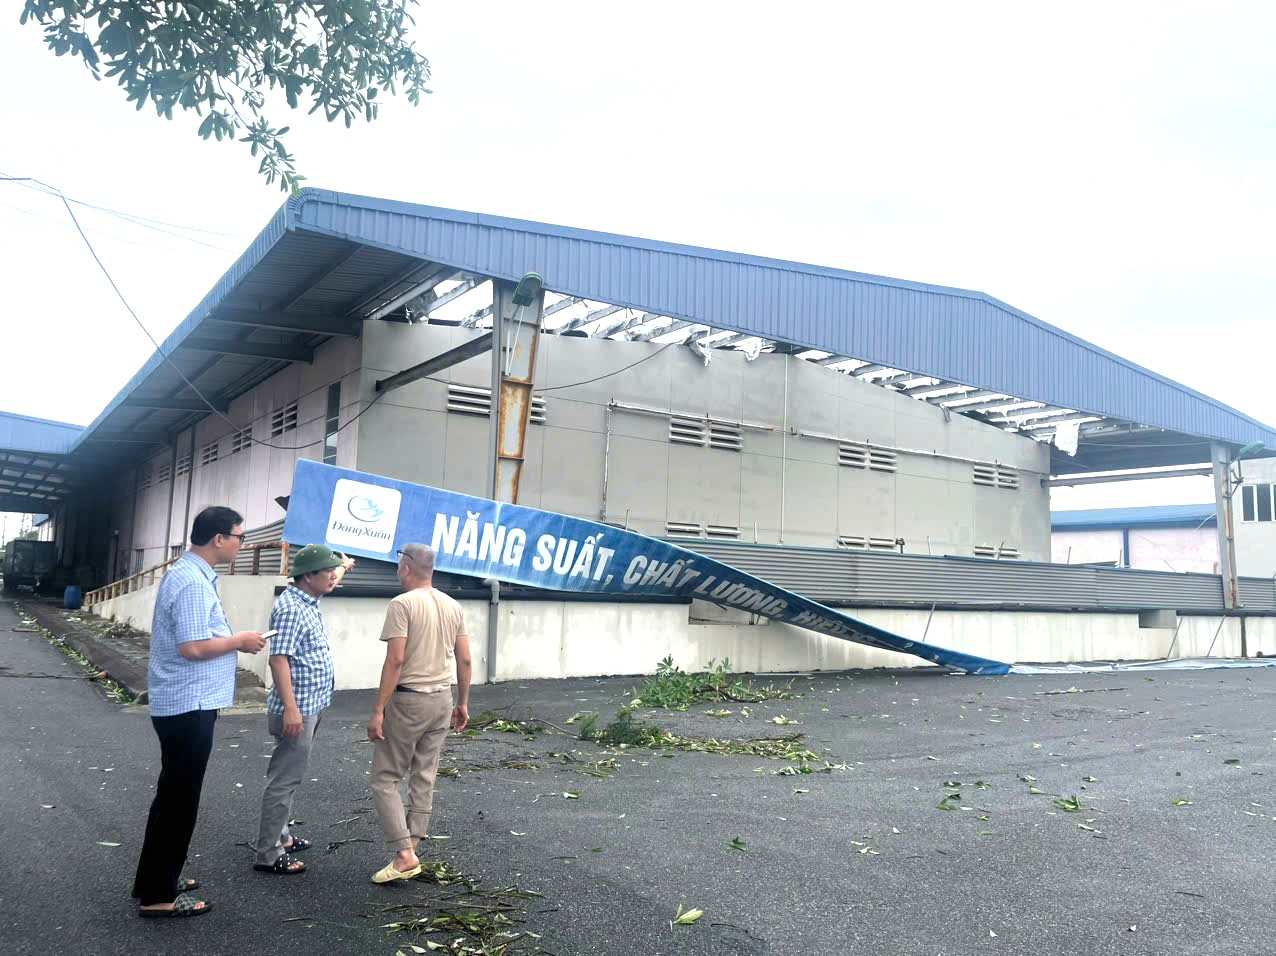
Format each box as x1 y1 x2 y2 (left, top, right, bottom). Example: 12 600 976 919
1012 657 1276 675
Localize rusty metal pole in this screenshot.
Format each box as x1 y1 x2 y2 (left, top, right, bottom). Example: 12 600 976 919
484 275 546 683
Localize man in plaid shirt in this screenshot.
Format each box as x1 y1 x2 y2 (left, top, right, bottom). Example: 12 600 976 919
251 544 354 875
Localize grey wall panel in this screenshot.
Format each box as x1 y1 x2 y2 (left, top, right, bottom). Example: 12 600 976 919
667 444 742 530
545 397 606 434
839 398 897 447
359 405 447 488
741 358 788 425
895 474 962 554
783 432 834 466
442 414 490 498
782 459 838 547
894 407 953 460
604 435 669 532
837 469 895 540
538 427 604 518
739 453 783 542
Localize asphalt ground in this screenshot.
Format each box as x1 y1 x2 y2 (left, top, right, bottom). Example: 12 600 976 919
3 597 1275 955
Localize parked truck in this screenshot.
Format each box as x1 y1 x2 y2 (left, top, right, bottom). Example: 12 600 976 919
2 539 57 594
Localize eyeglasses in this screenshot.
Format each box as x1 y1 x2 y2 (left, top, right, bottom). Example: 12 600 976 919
223 532 247 543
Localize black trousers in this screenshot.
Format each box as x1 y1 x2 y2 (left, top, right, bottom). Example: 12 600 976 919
131 709 218 905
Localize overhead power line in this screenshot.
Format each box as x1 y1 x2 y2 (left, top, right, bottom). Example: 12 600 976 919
3 173 691 459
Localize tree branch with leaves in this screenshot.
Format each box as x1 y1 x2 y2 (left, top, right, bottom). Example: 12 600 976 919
20 0 432 192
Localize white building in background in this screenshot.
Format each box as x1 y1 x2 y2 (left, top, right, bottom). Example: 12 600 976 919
1237 457 1276 579
1051 504 1218 574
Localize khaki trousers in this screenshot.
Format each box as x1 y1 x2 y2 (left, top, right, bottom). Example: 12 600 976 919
370 690 452 851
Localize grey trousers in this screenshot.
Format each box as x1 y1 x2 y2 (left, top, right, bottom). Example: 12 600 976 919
254 711 322 865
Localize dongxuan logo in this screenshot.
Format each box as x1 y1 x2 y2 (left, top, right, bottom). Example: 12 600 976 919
347 496 384 523
327 478 401 554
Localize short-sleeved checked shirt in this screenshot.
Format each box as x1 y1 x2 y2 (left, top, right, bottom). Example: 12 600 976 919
266 585 334 716
148 552 236 717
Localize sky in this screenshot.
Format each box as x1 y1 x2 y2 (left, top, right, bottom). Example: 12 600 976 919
1 2 1272 515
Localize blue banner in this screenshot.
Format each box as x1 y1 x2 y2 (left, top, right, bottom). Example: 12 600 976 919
282 460 1010 675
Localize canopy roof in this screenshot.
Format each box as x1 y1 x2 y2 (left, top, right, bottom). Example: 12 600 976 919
13 188 1271 518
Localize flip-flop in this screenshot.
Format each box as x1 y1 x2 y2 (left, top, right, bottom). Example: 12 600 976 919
138 893 212 918
371 861 422 884
253 852 306 875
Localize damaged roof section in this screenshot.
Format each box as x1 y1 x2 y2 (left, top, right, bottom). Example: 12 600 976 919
54 189 1276 478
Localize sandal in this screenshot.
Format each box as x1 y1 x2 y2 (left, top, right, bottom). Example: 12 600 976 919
253 853 306 875
371 861 422 884
179 878 200 892
281 836 311 853
139 893 212 918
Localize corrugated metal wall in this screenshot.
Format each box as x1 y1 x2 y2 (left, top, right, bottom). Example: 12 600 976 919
239 517 1276 613
682 540 1276 612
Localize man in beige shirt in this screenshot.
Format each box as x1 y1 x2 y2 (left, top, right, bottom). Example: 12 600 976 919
366 542 472 884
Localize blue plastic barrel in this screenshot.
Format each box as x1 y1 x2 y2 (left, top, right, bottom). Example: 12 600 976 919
63 585 83 610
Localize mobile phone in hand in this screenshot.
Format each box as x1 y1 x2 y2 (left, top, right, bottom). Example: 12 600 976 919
262 629 278 639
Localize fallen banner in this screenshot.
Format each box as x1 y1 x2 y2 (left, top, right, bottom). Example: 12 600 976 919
282 460 1010 675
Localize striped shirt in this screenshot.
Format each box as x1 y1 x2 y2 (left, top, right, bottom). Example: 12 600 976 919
147 552 236 717
266 585 334 716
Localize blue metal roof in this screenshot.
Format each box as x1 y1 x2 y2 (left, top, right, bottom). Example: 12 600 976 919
1051 504 1216 530
0 411 82 456
65 188 1276 457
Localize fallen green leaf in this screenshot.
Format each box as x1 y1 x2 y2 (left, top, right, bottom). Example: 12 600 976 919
674 905 704 925
727 837 747 852
1053 795 1083 813
1172 798 1193 807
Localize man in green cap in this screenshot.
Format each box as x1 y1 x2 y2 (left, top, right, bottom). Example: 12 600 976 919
251 543 354 875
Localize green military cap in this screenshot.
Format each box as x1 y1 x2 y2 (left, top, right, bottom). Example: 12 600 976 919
291 543 344 578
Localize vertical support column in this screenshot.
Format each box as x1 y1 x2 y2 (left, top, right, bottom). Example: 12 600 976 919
163 435 178 561
485 278 547 683
490 279 547 503
1211 442 1240 612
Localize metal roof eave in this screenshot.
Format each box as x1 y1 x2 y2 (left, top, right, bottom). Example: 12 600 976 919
0 411 83 456
65 202 294 455
63 187 1276 461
